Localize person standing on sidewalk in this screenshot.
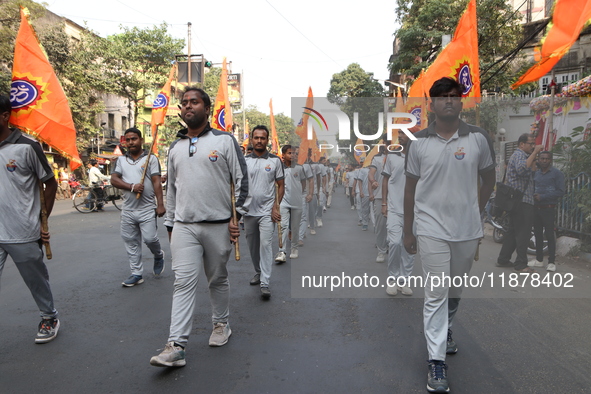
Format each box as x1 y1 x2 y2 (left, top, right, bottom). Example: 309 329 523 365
496 133 543 272
244 125 284 299
111 127 166 287
403 77 495 393
88 159 109 210
529 151 564 272
150 87 248 367
0 95 60 343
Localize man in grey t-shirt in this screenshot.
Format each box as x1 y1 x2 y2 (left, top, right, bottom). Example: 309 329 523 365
111 128 165 287
403 78 495 393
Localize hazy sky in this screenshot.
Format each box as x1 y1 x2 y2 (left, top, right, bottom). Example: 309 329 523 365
45 0 398 117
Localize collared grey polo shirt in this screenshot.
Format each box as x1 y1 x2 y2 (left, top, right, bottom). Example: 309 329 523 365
112 152 161 211
405 120 495 242
369 153 386 199
355 167 370 194
245 151 284 216
282 163 311 209
0 129 53 243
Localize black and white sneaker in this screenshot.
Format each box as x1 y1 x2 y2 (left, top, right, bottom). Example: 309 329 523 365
446 329 458 354
35 318 60 344
427 360 449 393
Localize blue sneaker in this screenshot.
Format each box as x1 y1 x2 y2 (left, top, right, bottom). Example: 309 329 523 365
154 251 165 276
122 275 144 287
446 329 458 354
427 360 449 393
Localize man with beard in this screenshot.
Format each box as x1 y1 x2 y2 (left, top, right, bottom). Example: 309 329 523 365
403 77 495 393
150 87 248 367
244 125 284 299
111 127 166 287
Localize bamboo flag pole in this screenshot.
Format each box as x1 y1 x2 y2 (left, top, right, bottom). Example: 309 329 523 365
230 180 240 260
275 183 283 249
38 179 52 260
136 126 158 199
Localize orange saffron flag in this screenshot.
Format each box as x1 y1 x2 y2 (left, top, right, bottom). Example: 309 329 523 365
242 119 250 149
269 99 281 156
211 57 233 132
406 71 429 131
295 87 314 140
512 0 591 88
422 0 480 105
9 7 82 170
150 63 176 155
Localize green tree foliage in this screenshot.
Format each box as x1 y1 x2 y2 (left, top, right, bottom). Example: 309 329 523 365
0 0 46 92
244 105 292 147
327 63 385 163
99 24 185 121
390 0 523 93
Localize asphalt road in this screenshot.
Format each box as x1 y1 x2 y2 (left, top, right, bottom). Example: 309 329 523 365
1 186 590 393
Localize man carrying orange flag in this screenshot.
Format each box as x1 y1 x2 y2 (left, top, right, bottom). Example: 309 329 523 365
0 95 60 344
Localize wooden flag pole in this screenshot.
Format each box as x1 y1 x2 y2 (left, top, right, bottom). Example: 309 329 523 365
38 179 52 260
230 180 240 260
275 183 283 249
136 125 158 199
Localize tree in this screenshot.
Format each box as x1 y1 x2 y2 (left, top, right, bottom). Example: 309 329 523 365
99 24 185 122
0 0 47 92
390 0 523 93
327 63 386 163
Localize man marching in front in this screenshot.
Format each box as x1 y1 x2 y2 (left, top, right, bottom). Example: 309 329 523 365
403 78 495 393
150 87 248 367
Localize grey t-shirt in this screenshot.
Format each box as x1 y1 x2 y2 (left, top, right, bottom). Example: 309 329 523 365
112 152 161 211
382 153 406 215
0 130 53 243
355 167 370 195
405 122 494 241
282 164 308 209
369 153 386 199
245 151 285 216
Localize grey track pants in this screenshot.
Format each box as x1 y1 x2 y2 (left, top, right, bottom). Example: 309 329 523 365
0 241 57 319
244 215 275 286
168 222 231 346
120 208 163 276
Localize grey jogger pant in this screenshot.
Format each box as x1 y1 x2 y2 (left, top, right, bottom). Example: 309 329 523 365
418 235 478 361
120 208 164 276
0 241 58 319
373 200 388 254
279 204 301 254
168 222 231 346
244 215 275 286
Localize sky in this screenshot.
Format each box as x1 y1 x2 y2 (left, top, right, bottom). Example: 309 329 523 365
45 0 398 117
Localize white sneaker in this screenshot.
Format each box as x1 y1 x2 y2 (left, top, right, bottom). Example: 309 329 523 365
209 322 231 346
528 259 544 267
398 286 413 296
290 248 299 259
310 229 316 235
150 342 186 367
350 206 355 210
386 285 398 296
275 251 286 263
376 253 386 263
316 218 323 227
546 263 556 272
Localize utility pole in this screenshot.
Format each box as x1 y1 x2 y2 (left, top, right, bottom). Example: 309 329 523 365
187 22 192 86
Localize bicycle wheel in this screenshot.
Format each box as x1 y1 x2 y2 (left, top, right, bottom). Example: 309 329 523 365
112 196 122 211
73 189 98 213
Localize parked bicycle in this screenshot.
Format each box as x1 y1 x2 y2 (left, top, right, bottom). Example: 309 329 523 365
484 196 552 255
73 181 122 213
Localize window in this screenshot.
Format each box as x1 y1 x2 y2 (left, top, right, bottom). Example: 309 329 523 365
108 113 115 130
122 116 127 132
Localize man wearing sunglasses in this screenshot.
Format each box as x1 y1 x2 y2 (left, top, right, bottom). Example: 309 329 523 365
150 87 248 368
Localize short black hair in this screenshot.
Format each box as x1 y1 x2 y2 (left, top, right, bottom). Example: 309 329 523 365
0 94 11 113
252 125 269 138
89 159 98 166
124 127 142 139
182 87 211 108
429 77 464 98
539 151 553 158
518 133 532 144
281 144 292 154
247 145 254 151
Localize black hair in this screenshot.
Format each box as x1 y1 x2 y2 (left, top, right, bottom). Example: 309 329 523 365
429 77 464 98
124 127 142 139
182 87 211 108
539 151 553 158
281 144 292 154
252 125 269 138
247 145 253 151
0 94 11 113
518 133 532 144
89 159 98 166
